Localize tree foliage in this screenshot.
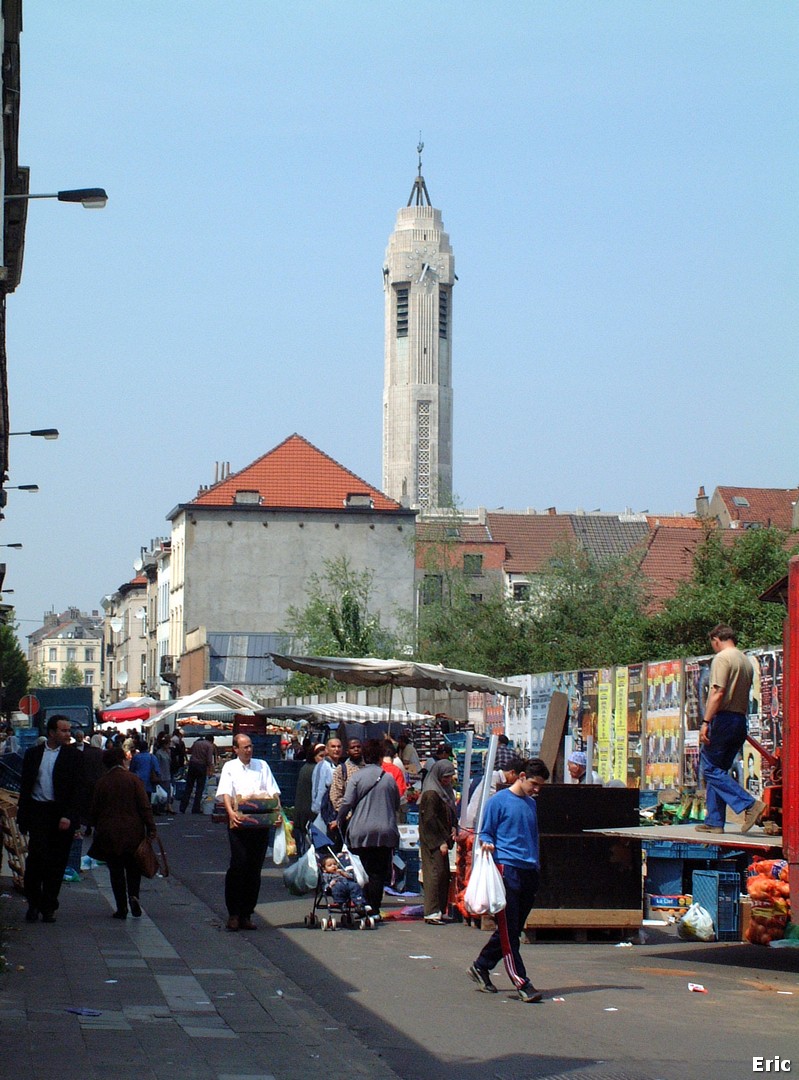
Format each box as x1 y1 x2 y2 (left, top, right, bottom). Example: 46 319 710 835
0 622 29 717
60 662 85 688
413 527 795 678
282 555 401 694
644 526 795 657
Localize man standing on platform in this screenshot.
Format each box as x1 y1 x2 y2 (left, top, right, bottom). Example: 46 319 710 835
217 733 280 931
467 758 550 1003
696 624 765 835
17 715 85 923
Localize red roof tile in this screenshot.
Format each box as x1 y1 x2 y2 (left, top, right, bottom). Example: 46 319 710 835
645 515 702 530
188 434 402 512
485 513 577 574
640 527 739 610
715 487 798 532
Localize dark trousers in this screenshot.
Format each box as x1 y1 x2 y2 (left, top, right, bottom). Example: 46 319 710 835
106 853 143 916
180 764 207 812
475 864 539 989
23 801 75 915
420 844 451 916
225 827 271 918
351 846 393 914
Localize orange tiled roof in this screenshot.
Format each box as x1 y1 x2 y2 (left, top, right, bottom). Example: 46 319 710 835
715 487 798 532
646 515 702 530
485 513 577 574
188 434 402 512
640 527 739 610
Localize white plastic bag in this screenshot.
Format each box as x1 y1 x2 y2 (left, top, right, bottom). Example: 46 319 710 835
152 785 168 809
342 846 369 889
677 902 715 942
282 845 318 896
272 822 288 866
464 846 506 915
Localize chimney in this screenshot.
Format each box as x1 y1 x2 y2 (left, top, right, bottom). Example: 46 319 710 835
546 507 557 516
695 485 710 518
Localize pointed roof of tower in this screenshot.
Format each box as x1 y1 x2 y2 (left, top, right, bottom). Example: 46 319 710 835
184 434 403 512
407 136 432 207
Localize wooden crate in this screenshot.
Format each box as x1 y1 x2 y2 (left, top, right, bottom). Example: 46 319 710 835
0 789 26 892
524 908 641 941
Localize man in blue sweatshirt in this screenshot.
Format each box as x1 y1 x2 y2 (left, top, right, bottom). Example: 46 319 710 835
468 757 550 1003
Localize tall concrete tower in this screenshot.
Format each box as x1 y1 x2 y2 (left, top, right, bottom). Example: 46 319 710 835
382 143 454 509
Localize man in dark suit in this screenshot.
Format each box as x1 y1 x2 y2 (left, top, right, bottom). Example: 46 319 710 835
73 728 105 833
17 714 86 923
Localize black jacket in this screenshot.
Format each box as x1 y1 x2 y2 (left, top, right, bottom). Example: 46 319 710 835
17 743 86 834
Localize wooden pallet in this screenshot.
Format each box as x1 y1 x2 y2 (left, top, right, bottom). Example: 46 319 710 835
0 789 26 892
524 907 642 943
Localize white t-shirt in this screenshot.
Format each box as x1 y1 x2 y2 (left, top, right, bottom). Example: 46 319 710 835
216 757 280 801
32 745 61 802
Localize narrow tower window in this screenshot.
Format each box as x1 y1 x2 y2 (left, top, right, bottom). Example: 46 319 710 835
395 286 409 337
439 288 449 338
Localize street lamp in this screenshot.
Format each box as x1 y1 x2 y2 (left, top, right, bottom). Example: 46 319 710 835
4 188 108 209
9 429 58 439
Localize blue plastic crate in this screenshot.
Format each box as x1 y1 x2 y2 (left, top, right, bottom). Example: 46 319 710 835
644 841 722 860
691 869 741 941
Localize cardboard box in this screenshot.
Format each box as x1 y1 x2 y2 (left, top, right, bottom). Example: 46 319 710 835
646 894 693 921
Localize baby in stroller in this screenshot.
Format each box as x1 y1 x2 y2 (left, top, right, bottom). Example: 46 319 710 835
312 850 376 930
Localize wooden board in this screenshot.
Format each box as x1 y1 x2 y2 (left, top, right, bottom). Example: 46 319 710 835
587 824 781 851
538 691 569 776
525 907 641 928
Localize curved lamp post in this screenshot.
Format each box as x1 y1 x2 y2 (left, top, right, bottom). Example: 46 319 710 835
4 188 108 209
9 429 58 439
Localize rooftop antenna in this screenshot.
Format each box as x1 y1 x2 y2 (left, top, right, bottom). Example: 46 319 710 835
407 132 432 207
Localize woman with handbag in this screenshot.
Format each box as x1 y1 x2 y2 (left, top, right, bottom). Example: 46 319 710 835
419 759 457 924
333 739 400 917
88 746 157 919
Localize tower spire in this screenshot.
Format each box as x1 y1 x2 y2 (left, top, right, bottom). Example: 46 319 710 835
407 133 431 207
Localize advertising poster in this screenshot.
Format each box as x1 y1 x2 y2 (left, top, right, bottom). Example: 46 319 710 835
503 676 532 749
596 669 614 782
502 673 556 754
614 664 643 786
578 669 599 744
552 670 581 745
683 656 712 788
748 649 783 795
644 659 682 789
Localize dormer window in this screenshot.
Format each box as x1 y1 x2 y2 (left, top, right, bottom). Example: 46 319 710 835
732 496 750 508
345 493 373 509
234 490 261 505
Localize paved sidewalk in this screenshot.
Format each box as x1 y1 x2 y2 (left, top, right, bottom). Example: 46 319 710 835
0 857 400 1080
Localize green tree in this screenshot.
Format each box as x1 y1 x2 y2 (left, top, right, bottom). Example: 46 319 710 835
26 663 48 689
645 525 795 657
60 662 85 688
523 544 651 671
0 623 29 717
282 555 400 694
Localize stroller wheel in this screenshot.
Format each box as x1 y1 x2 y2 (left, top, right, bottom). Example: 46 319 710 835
368 916 376 929
359 918 367 930
320 916 329 931
330 917 337 931
305 914 316 928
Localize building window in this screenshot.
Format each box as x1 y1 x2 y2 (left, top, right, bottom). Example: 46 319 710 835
513 581 531 602
49 647 57 662
67 647 76 662
48 669 58 686
84 670 94 686
395 285 409 337
421 574 443 605
463 554 483 577
439 288 449 338
417 400 431 508
470 594 483 604
85 648 94 662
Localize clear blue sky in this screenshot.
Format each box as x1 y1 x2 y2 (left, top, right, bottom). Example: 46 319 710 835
5 2 797 639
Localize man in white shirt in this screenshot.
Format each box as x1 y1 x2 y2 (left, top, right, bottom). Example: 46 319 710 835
216 734 280 931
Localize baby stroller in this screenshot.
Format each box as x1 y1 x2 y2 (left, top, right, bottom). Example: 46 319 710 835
304 826 377 931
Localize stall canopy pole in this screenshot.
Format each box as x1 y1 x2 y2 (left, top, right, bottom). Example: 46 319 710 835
474 734 499 840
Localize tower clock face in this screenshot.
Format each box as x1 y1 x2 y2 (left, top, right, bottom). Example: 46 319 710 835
404 247 446 285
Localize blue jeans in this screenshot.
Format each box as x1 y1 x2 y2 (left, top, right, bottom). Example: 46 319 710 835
475 863 539 988
700 710 756 826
